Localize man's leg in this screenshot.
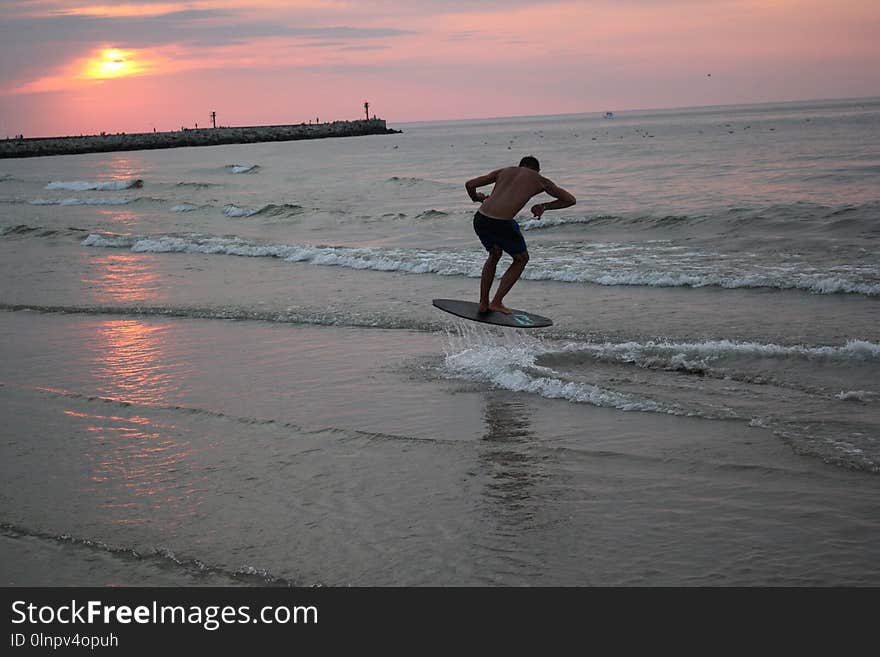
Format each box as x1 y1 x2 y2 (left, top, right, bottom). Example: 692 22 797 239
489 251 529 314
479 247 503 312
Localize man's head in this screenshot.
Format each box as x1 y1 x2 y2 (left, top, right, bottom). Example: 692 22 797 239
519 155 540 172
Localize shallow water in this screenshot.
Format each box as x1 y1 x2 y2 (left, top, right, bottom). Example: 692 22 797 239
1 98 879 585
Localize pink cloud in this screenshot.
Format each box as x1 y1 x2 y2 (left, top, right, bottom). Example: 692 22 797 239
1 0 878 136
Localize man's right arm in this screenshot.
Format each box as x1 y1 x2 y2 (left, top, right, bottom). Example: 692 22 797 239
465 170 500 202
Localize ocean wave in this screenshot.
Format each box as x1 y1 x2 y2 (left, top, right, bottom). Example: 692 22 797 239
529 269 880 296
0 195 162 207
4 378 455 450
385 176 453 189
558 338 880 364
0 522 296 586
45 178 144 191
28 196 136 206
834 390 877 402
520 213 706 231
415 209 449 219
1 224 36 236
387 176 428 184
439 330 880 471
518 214 699 230
442 339 684 415
171 203 211 213
520 215 603 230
0 223 64 238
518 202 880 235
175 181 221 189
0 302 446 333
533 337 880 402
225 164 260 174
79 231 880 296
223 203 304 218
223 203 256 217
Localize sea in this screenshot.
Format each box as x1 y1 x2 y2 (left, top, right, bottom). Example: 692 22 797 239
1 97 879 586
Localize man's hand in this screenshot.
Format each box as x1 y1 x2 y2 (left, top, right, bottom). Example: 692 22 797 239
531 203 545 218
474 192 487 202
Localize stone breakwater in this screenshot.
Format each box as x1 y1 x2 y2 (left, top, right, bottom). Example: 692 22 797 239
0 119 401 159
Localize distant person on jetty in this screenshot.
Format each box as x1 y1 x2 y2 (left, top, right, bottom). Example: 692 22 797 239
465 155 576 314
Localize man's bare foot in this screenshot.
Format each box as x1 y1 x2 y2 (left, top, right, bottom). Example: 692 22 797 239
478 303 490 313
488 302 512 314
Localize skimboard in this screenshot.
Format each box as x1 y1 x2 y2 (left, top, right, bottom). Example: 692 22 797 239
432 298 553 328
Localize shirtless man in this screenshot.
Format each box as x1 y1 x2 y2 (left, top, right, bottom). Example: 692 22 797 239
466 156 576 313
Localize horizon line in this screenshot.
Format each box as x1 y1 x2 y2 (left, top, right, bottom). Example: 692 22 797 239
395 94 880 127
6 94 878 140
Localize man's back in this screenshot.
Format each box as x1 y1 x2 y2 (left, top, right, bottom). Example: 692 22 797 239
478 166 545 220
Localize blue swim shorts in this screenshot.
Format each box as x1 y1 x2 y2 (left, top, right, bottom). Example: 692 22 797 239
473 211 527 256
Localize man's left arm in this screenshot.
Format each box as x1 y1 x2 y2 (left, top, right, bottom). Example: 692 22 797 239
531 177 576 217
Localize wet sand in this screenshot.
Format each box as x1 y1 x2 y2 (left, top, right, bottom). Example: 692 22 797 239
2 310 879 586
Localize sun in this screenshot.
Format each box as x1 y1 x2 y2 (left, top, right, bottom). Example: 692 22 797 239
86 49 139 80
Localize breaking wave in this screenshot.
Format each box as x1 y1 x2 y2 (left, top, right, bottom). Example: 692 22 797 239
438 328 880 471
175 181 221 189
171 203 212 213
28 196 137 206
518 201 880 235
557 337 880 363
223 203 304 218
442 335 684 415
0 522 296 586
79 231 880 296
415 209 449 219
225 164 260 174
45 179 144 191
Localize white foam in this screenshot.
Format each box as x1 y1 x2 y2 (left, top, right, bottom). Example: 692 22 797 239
442 338 681 414
226 164 259 174
45 179 143 191
519 215 599 230
78 231 880 296
523 268 880 296
223 204 258 217
171 203 202 213
29 197 133 206
560 338 880 363
81 233 136 248
835 390 876 402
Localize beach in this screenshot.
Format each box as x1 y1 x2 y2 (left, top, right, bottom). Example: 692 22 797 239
1 98 879 585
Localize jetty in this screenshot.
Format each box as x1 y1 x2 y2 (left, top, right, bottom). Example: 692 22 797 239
0 118 401 159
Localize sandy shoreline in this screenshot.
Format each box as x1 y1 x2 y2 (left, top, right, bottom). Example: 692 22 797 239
2 310 879 586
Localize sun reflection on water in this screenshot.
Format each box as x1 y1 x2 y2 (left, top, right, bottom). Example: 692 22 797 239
105 154 143 180
82 252 163 303
65 407 201 527
70 315 204 527
89 319 175 405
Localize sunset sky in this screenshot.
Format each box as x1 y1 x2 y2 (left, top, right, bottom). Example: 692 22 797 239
1 0 878 137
